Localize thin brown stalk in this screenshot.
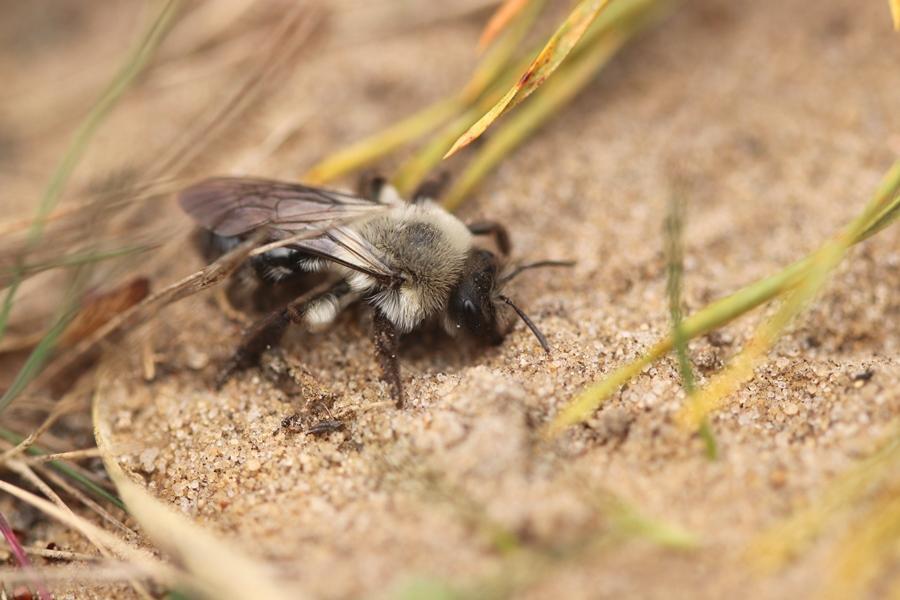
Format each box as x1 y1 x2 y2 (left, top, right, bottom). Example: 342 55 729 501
17 545 102 562
37 467 137 540
22 448 104 465
0 562 148 586
147 5 323 181
0 395 81 464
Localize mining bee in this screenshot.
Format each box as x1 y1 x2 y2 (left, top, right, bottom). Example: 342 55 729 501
179 175 570 406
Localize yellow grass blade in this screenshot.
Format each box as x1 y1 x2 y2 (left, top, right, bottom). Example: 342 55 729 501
547 349 659 437
444 0 616 158
478 0 531 51
460 0 546 107
443 0 670 210
891 0 900 30
391 54 531 196
676 160 900 430
93 377 309 600
304 1 542 185
824 491 900 600
547 160 900 436
675 242 843 430
749 424 900 571
303 98 461 185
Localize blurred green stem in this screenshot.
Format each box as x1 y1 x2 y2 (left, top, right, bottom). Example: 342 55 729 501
0 0 180 341
664 190 718 458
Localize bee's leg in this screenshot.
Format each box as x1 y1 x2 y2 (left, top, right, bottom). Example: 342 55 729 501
356 171 388 201
411 172 450 204
372 311 404 408
215 280 351 388
467 221 511 257
214 285 253 325
216 308 291 388
358 171 413 207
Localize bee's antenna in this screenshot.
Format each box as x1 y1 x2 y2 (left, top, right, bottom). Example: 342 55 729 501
498 294 551 354
500 260 574 285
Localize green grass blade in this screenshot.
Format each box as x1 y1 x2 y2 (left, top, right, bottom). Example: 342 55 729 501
665 191 696 395
0 245 149 289
856 196 900 241
0 306 78 415
676 241 845 430
606 497 698 549
0 1 182 418
664 190 717 458
677 160 900 429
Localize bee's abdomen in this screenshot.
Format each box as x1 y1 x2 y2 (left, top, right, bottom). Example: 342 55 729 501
192 230 318 284
193 229 242 262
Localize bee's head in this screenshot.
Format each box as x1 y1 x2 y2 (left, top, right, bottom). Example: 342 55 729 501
447 249 505 346
447 250 573 352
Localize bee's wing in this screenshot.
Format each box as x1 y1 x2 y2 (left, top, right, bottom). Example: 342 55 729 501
290 226 398 283
178 177 396 237
179 177 401 284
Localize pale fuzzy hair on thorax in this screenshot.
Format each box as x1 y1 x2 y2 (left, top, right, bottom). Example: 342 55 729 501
359 201 473 332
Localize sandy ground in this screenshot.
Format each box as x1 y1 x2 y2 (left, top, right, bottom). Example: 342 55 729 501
3 0 900 598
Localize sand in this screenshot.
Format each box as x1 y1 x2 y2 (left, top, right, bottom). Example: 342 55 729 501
2 0 899 598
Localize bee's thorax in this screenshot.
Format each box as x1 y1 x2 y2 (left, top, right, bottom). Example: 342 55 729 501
349 201 473 331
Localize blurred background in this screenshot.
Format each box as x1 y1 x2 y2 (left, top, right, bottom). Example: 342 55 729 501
1 1 899 599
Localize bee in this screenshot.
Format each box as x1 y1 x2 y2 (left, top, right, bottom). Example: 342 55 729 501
179 175 571 406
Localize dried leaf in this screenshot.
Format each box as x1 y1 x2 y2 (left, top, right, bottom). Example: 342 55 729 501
59 278 150 347
38 234 260 387
445 0 614 157
12 277 150 352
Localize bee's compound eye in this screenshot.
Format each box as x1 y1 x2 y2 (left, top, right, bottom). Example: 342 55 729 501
463 299 477 314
